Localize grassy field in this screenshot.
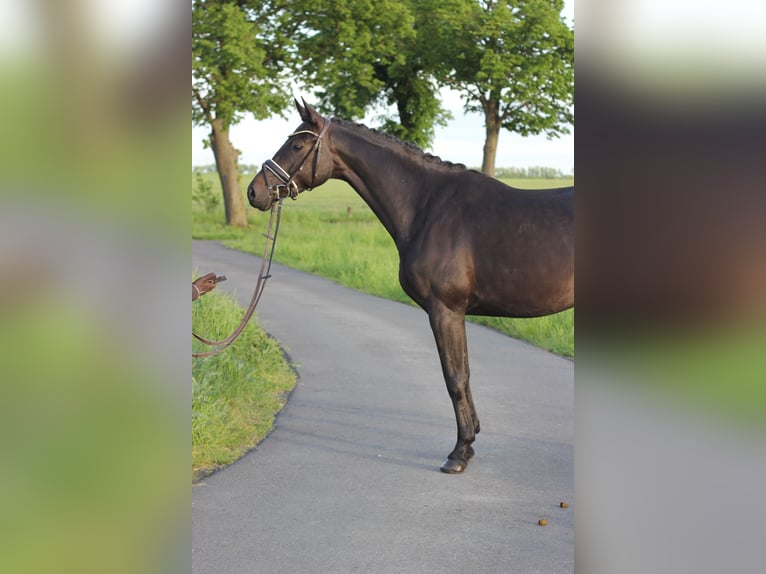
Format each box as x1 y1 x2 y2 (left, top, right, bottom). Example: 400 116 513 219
193 172 574 357
192 288 297 481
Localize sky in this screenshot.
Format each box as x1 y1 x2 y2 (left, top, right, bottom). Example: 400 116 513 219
192 2 575 173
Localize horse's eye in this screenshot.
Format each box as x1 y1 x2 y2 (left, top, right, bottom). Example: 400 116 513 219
292 142 304 151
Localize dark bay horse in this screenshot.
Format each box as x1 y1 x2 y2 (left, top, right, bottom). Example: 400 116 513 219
248 100 573 474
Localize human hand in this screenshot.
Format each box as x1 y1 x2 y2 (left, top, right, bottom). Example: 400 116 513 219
193 272 218 298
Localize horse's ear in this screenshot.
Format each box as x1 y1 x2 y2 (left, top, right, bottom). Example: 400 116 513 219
295 98 308 121
296 98 323 127
302 101 324 128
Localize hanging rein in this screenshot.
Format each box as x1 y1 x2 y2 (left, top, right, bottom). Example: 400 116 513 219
192 119 331 358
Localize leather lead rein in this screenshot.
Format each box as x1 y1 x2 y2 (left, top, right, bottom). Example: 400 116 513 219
192 198 284 358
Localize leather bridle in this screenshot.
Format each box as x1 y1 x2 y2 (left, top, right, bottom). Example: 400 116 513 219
261 117 331 201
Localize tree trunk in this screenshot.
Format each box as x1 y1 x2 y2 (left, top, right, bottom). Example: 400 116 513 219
481 98 500 177
210 118 248 227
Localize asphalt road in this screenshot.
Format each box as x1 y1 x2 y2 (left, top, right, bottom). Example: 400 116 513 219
192 239 573 574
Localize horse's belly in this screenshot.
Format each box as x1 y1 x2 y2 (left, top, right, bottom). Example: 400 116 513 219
469 268 574 318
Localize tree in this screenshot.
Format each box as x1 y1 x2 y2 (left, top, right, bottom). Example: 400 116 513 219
419 0 574 176
192 1 292 226
375 3 453 147
292 0 449 148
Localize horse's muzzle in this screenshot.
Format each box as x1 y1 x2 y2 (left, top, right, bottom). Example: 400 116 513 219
247 181 271 211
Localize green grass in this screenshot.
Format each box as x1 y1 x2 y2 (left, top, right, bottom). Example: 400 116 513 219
193 173 574 357
192 289 297 481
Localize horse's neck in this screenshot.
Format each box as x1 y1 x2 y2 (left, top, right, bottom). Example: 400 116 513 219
332 129 427 246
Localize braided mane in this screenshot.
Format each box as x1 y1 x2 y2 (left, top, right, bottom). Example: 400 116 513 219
332 118 467 171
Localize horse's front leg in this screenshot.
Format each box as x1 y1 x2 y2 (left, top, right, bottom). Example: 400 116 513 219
428 302 478 474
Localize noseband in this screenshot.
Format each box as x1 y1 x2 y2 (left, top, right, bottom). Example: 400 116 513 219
261 118 331 200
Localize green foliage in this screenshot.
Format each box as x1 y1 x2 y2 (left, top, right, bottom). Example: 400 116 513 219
192 290 297 481
292 0 449 148
286 0 572 165
414 0 574 173
192 0 572 163
422 0 574 136
193 171 220 213
193 1 295 227
293 0 414 118
192 0 292 130
376 74 452 148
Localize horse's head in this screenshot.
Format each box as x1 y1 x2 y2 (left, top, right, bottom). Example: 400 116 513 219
248 99 334 211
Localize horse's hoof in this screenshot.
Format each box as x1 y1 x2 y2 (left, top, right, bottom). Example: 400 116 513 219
440 458 467 474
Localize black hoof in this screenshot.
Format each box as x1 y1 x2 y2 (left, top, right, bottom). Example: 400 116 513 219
440 458 467 474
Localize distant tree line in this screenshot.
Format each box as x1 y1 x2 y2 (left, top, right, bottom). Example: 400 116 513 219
494 166 573 179
193 164 259 175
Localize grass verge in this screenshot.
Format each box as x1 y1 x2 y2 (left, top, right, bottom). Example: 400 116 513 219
192 290 297 482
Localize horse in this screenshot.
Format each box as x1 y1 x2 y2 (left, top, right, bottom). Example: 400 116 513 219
247 100 574 474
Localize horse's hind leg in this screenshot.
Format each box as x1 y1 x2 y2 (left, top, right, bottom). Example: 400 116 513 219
464 380 480 461
428 302 477 474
